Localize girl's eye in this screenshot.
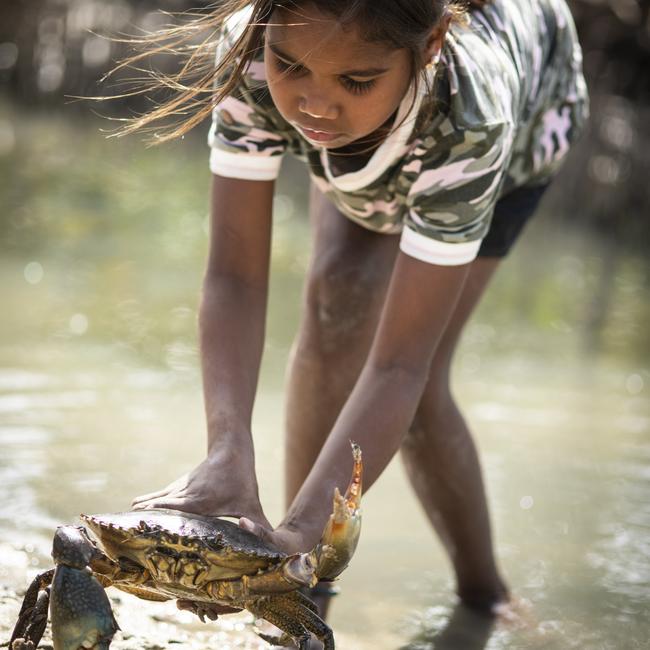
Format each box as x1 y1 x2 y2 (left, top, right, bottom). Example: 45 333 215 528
274 57 305 76
340 77 376 95
273 54 377 96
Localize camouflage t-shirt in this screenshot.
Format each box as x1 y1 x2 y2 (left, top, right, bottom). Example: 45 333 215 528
208 0 589 265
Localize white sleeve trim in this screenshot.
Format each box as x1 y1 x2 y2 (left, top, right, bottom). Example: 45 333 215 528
400 226 482 266
210 148 283 181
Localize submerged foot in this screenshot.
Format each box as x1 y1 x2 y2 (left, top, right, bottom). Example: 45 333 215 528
457 585 536 630
491 595 536 629
457 584 510 615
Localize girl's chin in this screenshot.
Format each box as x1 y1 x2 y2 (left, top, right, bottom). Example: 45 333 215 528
323 133 384 153
306 138 348 150
320 138 354 151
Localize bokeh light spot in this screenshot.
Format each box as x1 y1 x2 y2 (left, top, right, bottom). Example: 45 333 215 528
82 36 111 67
520 496 534 510
70 313 89 336
0 119 16 156
625 374 644 395
24 262 44 285
0 42 18 70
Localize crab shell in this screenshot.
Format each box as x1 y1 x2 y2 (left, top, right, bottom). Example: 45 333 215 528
81 510 317 603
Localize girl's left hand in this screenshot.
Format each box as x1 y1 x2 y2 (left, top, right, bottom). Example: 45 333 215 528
238 517 310 555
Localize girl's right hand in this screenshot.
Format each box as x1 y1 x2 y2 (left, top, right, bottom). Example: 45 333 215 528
131 446 271 530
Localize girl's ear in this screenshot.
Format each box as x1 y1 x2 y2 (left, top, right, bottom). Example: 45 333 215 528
423 11 452 66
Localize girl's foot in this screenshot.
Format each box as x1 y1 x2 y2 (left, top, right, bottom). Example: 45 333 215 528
457 580 510 615
457 584 535 629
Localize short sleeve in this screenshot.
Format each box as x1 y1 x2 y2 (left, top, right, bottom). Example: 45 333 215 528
208 93 287 180
207 23 288 182
400 121 513 266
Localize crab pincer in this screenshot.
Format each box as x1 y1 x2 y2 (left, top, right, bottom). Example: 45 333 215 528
313 442 363 581
9 526 119 650
49 526 119 650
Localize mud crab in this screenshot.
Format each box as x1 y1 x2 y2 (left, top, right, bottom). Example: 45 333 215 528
9 445 363 650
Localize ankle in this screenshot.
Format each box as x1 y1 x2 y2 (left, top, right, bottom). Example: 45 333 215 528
456 580 509 615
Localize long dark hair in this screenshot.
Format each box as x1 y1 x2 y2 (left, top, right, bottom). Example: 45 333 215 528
107 0 492 142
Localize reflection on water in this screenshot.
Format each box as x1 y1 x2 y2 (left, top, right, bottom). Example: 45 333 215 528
400 605 495 650
1 106 649 649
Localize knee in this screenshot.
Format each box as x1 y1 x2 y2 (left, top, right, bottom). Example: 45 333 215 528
406 363 455 443
299 250 385 354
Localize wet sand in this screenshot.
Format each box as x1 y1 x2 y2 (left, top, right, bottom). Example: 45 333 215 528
1 582 268 650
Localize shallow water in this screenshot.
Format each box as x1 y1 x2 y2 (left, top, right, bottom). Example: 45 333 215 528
1 107 649 648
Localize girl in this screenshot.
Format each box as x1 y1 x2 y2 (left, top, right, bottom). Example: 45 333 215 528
132 0 588 622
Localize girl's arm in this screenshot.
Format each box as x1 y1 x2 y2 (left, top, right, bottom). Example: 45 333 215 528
243 252 472 549
201 174 273 454
132 174 274 524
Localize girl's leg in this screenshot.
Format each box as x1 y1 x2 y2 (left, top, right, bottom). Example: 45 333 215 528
284 185 399 509
401 258 508 610
286 183 507 611
284 185 398 619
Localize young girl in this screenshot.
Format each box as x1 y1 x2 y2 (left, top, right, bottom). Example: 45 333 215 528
132 0 588 622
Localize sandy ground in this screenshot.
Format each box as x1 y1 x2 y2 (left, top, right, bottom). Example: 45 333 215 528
0 538 280 649
1 582 271 650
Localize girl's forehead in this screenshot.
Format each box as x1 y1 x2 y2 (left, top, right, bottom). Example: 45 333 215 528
266 4 399 65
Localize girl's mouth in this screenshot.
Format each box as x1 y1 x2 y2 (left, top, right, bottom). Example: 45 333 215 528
294 124 344 145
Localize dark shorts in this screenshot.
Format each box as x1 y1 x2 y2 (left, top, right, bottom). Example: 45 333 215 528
477 183 549 258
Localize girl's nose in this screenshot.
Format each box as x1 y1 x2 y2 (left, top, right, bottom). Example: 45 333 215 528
298 95 338 120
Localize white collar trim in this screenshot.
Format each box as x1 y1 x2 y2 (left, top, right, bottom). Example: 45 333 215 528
319 80 424 192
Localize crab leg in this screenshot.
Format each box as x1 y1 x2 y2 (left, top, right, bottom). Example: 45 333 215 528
250 600 311 650
9 569 54 649
313 442 363 581
253 595 334 650
206 551 317 603
274 594 334 650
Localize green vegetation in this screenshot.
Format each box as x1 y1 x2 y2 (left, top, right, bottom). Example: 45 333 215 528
0 104 648 369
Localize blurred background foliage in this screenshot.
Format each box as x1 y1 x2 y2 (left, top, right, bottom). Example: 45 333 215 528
0 0 648 361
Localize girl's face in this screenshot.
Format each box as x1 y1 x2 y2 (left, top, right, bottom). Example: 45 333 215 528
264 3 414 151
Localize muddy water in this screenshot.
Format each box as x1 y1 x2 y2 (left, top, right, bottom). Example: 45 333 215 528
1 109 649 648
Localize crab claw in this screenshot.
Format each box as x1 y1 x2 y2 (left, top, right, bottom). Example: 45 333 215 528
50 565 119 650
49 526 119 650
313 442 363 581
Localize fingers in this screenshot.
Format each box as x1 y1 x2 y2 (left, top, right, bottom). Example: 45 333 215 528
131 488 172 507
239 519 307 555
133 497 201 514
131 475 189 508
239 517 272 544
132 494 183 511
239 511 273 531
134 497 249 520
